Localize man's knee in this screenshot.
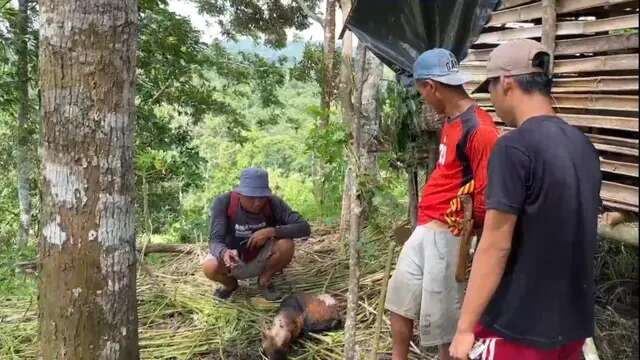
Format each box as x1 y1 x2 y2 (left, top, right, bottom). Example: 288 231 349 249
272 238 295 259
390 311 414 334
202 257 226 280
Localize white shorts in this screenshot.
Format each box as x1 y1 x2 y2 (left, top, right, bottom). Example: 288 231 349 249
385 225 464 347
203 240 274 280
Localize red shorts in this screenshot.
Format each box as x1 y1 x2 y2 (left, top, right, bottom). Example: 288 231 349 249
472 325 585 360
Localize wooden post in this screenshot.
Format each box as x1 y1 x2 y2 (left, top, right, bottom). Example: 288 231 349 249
542 0 557 74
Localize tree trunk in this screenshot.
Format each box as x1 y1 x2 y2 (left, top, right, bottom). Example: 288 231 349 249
321 0 336 126
354 41 383 220
38 0 139 359
15 0 31 248
338 0 355 243
339 163 353 244
314 0 337 216
339 1 360 357
344 32 386 360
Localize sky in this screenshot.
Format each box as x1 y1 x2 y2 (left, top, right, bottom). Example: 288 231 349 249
168 0 343 44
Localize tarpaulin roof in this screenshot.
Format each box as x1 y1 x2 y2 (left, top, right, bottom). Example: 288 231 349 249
343 0 501 86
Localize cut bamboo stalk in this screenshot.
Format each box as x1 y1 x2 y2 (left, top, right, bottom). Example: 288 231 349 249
475 14 638 44
600 158 638 177
553 76 639 93
467 76 640 93
555 32 639 55
469 33 639 59
542 0 557 73
489 0 633 26
560 114 638 132
603 199 639 213
594 142 639 156
467 53 640 75
601 181 639 207
369 240 396 360
490 114 639 133
478 94 639 111
554 53 639 74
498 0 536 10
588 133 638 150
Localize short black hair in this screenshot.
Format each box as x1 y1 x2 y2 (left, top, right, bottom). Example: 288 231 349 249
512 52 553 96
415 78 466 92
435 81 467 94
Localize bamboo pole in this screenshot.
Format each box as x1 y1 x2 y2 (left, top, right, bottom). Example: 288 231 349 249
542 0 557 74
369 239 396 360
343 15 363 359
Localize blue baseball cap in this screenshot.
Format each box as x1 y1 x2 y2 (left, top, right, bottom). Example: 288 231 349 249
413 48 470 86
235 168 272 197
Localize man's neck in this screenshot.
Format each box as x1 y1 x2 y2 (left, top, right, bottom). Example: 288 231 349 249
442 93 475 119
513 94 556 127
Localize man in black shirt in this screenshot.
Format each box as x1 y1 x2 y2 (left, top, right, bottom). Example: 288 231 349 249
202 168 311 301
449 39 601 359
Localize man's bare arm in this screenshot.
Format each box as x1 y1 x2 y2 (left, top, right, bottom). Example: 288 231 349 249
456 209 517 333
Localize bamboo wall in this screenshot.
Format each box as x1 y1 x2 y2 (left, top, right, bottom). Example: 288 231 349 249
462 0 639 213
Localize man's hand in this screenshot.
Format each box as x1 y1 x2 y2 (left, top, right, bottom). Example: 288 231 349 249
449 330 476 360
247 227 276 250
223 249 240 269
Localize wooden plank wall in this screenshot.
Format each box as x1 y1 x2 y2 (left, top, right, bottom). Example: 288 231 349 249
462 0 639 212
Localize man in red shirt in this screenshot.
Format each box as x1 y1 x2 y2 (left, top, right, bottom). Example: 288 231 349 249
385 48 499 360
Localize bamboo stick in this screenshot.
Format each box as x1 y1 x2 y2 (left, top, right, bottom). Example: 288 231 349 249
369 240 396 360
475 14 638 44
489 0 632 26
542 0 557 74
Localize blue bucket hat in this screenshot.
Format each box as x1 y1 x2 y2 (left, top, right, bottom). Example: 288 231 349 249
413 48 470 86
235 168 272 197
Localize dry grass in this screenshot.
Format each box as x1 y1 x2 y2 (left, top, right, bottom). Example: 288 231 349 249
593 239 639 360
1 230 637 359
0 229 435 359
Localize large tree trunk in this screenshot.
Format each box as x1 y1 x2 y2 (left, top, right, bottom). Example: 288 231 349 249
338 0 355 244
15 0 31 248
38 0 139 359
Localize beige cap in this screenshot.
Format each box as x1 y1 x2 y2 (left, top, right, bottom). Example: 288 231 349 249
473 39 552 93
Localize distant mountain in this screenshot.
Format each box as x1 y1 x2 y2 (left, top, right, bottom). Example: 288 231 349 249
223 39 311 64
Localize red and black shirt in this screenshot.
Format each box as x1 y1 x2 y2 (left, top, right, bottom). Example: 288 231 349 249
417 104 499 234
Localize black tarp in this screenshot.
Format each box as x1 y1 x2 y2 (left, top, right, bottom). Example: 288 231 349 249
344 0 501 86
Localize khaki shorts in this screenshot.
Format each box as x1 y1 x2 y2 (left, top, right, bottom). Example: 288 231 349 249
385 225 464 347
203 240 274 280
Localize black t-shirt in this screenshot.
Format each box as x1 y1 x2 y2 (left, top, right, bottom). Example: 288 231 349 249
481 116 602 349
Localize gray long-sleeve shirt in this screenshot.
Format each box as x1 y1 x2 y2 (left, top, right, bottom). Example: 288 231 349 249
209 192 311 260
